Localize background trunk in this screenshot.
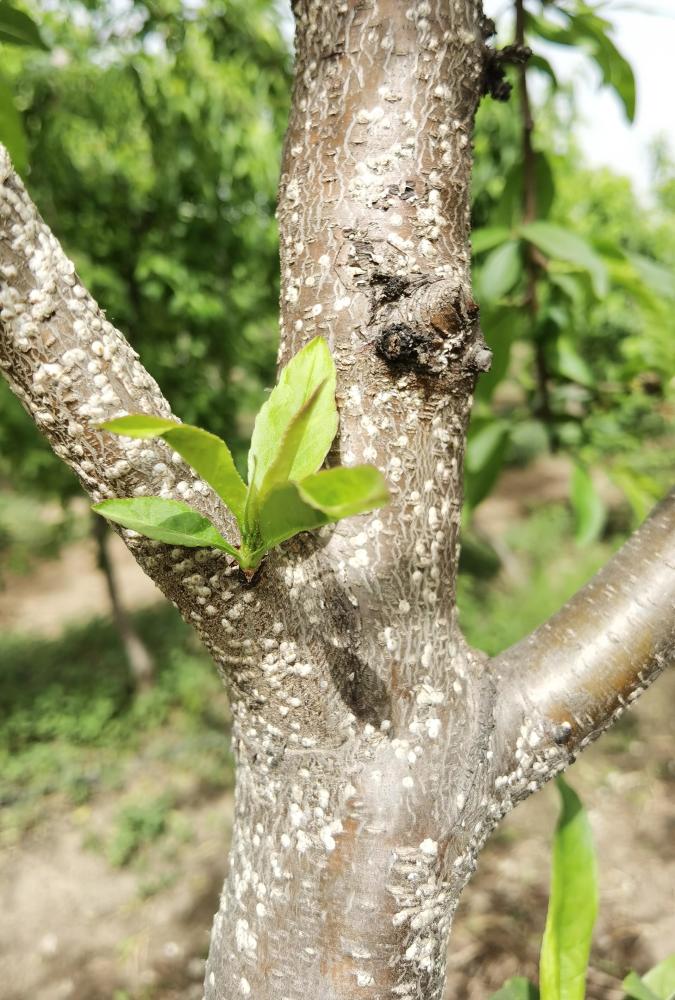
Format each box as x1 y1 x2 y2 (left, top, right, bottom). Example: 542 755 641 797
92 514 155 690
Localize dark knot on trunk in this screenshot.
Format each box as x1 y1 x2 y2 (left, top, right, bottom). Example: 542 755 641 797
482 44 531 102
373 276 492 380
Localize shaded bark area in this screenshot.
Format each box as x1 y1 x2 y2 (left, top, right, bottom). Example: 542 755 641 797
0 0 673 998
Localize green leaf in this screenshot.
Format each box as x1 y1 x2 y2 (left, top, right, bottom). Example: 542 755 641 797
99 415 247 527
297 465 389 518
526 10 635 121
570 463 606 545
555 336 595 389
0 74 26 172
161 425 247 526
626 253 675 300
92 497 240 558
248 336 338 494
623 972 661 1000
257 380 327 496
539 776 598 1000
529 53 558 87
520 221 608 297
490 979 540 1000
526 12 578 47
575 13 636 122
464 419 510 509
98 415 179 438
479 240 522 303
257 481 329 552
471 226 511 255
0 1 48 49
258 465 389 553
643 955 675 999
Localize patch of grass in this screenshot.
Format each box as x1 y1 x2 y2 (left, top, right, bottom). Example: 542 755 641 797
0 604 234 845
107 794 175 867
457 504 625 656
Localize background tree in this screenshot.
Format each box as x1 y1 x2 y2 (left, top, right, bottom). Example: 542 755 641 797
0 0 290 685
0 0 673 997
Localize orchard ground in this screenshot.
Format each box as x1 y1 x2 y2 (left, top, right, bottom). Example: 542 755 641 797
0 459 673 1000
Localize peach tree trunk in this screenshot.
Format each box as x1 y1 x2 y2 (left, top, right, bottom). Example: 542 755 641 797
0 2 673 999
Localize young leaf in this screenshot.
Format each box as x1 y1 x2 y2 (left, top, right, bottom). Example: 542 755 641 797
92 497 240 558
296 465 389 518
642 955 675 1000
160 425 247 525
248 336 338 493
539 776 598 1000
258 465 389 553
98 415 179 438
99 415 247 526
257 380 327 497
519 222 608 297
257 481 329 552
489 979 540 1000
570 463 606 546
623 972 660 1000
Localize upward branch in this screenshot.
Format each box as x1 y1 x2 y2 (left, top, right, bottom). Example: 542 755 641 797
514 0 555 445
0 145 237 601
492 489 675 797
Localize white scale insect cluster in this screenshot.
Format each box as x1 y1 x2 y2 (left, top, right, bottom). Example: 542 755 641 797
2 0 670 994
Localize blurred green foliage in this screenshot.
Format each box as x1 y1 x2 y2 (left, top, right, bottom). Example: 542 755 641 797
0 0 290 496
0 0 673 530
0 490 81 578
457 503 619 655
469 0 675 531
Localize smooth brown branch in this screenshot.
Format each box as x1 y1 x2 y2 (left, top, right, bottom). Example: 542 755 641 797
492 489 675 799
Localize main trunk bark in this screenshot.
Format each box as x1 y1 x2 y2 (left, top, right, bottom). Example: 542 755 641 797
204 2 495 997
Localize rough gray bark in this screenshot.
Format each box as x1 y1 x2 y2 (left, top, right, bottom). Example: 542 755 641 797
0 1 673 998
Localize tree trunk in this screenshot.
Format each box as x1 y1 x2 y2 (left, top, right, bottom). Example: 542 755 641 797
0 1 673 998
92 514 155 690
